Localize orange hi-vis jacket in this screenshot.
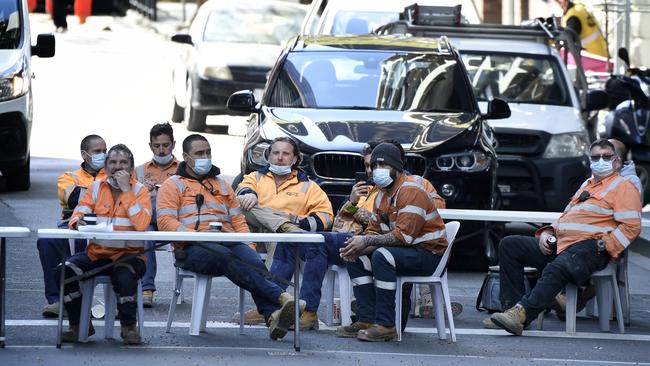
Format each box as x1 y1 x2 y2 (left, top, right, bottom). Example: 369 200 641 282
541 173 641 259
237 168 334 231
156 163 250 249
57 165 105 220
367 174 448 255
134 158 179 187
70 177 152 262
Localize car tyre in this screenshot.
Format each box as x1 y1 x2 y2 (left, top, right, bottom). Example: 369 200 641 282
184 79 207 132
171 96 184 123
5 155 30 191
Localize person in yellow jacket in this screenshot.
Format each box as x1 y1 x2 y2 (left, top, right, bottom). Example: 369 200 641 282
489 139 641 335
58 144 152 344
37 134 106 318
156 134 304 341
134 122 180 308
557 0 608 58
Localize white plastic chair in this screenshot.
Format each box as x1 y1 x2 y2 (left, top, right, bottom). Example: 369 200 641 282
78 275 144 342
395 221 460 342
323 264 353 326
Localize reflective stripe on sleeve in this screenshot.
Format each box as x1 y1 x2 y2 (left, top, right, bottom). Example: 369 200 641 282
568 203 613 216
613 228 631 248
556 223 614 233
397 205 426 219
614 211 642 220
412 229 447 244
169 176 185 193
380 223 390 233
91 181 102 203
157 208 178 217
128 203 142 216
229 207 243 216
307 216 317 231
75 205 93 214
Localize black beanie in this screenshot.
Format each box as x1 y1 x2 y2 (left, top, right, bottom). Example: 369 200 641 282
370 143 404 172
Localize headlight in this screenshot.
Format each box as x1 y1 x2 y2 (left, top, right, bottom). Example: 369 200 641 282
248 142 270 166
434 151 490 172
543 132 589 158
0 72 27 102
198 65 232 80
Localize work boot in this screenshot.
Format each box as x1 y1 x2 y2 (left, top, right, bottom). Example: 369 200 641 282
61 323 95 343
551 294 567 321
120 324 142 345
336 321 372 338
232 309 266 325
357 324 397 342
42 302 66 318
490 304 527 336
482 317 500 329
269 292 302 340
142 290 154 308
577 283 596 312
277 222 305 233
299 310 319 330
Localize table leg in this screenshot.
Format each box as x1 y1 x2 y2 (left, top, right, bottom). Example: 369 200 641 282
56 244 66 348
294 244 300 352
1 237 6 348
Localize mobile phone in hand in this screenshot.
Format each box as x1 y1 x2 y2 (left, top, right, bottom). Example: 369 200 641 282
354 172 368 184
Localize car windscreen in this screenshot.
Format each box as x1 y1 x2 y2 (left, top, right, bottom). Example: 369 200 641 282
460 52 571 106
203 5 304 45
269 51 475 113
0 0 21 49
330 11 399 34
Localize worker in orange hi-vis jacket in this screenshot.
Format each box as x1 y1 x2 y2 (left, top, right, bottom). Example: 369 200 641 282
489 138 641 336
75 0 92 24
58 144 152 345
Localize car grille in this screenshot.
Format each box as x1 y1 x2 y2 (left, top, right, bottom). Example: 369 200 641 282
312 153 427 180
494 132 545 156
229 66 270 84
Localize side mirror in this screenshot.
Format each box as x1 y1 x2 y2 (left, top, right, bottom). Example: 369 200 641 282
31 34 55 58
227 90 257 113
618 47 630 68
171 33 193 45
483 98 511 120
585 89 609 111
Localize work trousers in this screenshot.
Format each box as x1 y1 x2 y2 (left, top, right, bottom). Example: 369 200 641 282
347 246 441 327
57 253 145 326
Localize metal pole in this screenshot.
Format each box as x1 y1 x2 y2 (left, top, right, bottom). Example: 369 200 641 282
1 237 6 348
624 0 631 51
293 245 300 352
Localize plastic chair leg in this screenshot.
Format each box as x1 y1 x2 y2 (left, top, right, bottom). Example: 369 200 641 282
594 277 613 332
536 310 545 330
78 279 95 343
338 269 352 326
189 275 210 336
104 282 116 339
395 278 403 342
323 269 336 326
440 275 456 342
432 282 446 340
166 270 183 333
199 277 213 333
565 284 578 333
238 287 245 334
137 280 144 338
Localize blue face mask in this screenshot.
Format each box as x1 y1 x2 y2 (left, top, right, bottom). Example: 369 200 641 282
590 158 614 178
86 152 105 171
269 163 292 176
153 153 173 166
192 158 212 175
372 168 393 188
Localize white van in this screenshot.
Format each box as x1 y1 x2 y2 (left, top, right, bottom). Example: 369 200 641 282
0 0 54 190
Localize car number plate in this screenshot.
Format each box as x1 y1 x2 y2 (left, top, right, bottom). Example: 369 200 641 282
498 185 511 193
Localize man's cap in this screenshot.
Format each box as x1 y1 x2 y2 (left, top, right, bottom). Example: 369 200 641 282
370 143 404 172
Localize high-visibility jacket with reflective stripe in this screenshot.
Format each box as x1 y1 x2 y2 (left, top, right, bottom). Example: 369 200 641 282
237 169 333 231
156 174 251 248
134 159 179 187
57 166 105 218
564 3 608 58
544 173 641 259
70 177 152 261
367 174 448 255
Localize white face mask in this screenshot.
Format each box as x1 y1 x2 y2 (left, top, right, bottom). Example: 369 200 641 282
107 176 120 189
192 158 212 175
372 168 393 188
85 152 105 170
269 163 292 176
590 158 614 178
153 153 173 165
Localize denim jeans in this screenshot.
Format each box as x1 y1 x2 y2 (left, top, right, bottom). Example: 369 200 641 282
142 224 158 292
37 222 87 304
269 232 350 312
181 242 284 319
347 246 441 327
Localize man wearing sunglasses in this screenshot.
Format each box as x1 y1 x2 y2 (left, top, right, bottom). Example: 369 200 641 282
487 139 641 335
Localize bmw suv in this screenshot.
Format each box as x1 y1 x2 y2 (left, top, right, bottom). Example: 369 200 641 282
227 34 510 268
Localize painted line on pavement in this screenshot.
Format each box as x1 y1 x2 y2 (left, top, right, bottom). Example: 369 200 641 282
6 319 650 342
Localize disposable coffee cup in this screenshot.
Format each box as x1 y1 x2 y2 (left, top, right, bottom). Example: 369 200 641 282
85 214 97 226
209 222 222 232
91 304 105 319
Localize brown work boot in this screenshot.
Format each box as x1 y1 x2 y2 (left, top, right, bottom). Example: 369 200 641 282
482 317 500 329
269 292 302 340
299 310 319 330
120 324 142 345
232 308 266 325
142 290 154 308
336 321 372 338
277 222 305 233
577 283 596 312
357 324 397 342
61 323 95 343
491 304 527 336
551 294 567 321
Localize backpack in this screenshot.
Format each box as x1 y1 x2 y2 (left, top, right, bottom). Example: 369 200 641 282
476 265 539 313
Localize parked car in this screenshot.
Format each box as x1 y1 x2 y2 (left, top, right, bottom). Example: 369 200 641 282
170 0 306 132
227 34 510 269
0 0 55 191
376 10 609 212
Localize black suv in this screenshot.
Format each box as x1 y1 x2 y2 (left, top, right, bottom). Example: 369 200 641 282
228 35 510 268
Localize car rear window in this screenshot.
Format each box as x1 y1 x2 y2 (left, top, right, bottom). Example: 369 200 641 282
0 0 21 50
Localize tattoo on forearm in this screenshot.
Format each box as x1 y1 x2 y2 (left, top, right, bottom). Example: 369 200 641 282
363 232 402 247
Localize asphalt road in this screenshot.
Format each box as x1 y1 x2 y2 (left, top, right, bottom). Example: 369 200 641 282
0 10 649 366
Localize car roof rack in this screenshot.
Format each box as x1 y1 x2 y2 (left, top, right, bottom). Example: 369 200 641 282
375 3 590 111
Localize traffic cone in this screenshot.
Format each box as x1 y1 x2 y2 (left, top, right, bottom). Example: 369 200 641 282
75 0 92 25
